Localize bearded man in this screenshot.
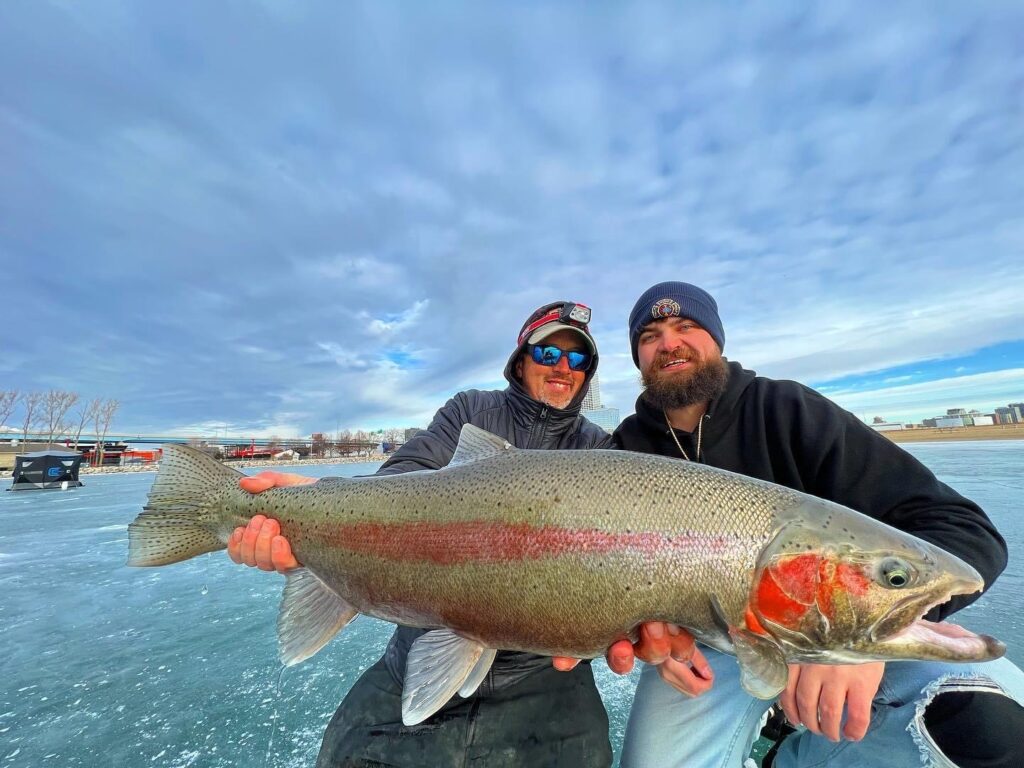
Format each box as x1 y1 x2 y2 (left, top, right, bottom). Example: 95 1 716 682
612 281 1024 768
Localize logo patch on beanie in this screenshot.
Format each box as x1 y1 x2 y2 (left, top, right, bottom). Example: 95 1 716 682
651 298 681 319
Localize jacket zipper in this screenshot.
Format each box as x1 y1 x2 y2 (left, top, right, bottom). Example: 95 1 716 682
527 406 550 448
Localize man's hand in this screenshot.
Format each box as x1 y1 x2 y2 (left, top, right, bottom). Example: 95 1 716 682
779 661 885 742
553 622 714 697
239 470 317 495
227 471 315 573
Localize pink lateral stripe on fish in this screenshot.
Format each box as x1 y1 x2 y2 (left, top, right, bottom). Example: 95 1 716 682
325 521 744 565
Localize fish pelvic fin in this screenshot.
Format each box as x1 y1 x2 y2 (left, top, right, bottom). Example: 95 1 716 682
447 424 513 467
278 568 359 666
731 629 789 699
402 630 493 725
127 444 242 566
710 594 788 699
459 647 498 698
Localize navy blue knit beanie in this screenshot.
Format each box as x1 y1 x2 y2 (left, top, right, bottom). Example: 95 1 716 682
628 281 725 366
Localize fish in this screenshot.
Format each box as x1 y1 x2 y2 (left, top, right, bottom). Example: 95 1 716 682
128 424 1005 725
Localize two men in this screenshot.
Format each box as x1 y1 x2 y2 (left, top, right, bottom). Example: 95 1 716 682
615 281 1024 768
234 283 1024 767
231 301 696 767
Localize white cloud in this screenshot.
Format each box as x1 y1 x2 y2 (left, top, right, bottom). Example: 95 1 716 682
826 369 1024 423
360 300 430 337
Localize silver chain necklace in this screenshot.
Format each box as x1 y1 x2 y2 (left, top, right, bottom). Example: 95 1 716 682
664 410 702 462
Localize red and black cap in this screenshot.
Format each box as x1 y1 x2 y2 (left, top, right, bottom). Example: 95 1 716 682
516 301 597 354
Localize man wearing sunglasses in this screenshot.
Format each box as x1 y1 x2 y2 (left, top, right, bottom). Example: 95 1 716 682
226 301 699 767
611 281 1024 768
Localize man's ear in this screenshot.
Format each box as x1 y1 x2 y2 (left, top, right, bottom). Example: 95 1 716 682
514 356 524 381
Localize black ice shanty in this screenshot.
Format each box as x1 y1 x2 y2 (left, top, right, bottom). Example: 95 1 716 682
8 450 84 491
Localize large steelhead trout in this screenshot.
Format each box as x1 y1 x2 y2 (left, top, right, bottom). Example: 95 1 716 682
128 424 1004 725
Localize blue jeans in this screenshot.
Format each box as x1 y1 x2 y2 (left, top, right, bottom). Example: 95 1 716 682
620 647 1024 768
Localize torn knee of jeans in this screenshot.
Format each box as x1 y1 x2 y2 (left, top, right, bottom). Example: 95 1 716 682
909 676 1024 768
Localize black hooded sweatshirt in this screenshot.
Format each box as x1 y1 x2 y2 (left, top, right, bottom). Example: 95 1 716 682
613 360 1007 621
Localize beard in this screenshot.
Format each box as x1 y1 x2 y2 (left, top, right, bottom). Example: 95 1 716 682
640 352 730 411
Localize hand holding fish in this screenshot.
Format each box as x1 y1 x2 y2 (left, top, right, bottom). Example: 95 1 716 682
228 472 314 572
779 661 884 743
598 622 704 670
228 514 301 572
553 622 710 696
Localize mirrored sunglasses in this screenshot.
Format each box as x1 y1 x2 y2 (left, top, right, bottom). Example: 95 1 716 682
526 344 593 372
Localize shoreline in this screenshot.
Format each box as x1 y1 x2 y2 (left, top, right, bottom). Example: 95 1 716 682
880 425 1024 444
0 454 385 479
3 427 1022 478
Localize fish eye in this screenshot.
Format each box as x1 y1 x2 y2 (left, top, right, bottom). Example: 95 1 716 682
879 558 914 589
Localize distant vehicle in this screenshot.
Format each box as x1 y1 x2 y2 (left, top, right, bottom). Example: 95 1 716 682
8 450 83 491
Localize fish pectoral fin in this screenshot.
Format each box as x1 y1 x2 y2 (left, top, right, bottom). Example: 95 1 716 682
730 628 789 699
402 630 489 725
447 424 513 467
458 647 497 698
277 568 358 666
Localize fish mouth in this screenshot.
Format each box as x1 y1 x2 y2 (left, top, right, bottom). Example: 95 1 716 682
867 590 1004 661
872 618 1005 661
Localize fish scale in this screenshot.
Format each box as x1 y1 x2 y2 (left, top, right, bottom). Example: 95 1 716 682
128 423 1004 725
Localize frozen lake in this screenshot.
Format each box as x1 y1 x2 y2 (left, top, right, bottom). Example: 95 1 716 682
2 441 1022 767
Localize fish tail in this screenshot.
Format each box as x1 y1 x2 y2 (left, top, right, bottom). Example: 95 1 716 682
127 444 244 566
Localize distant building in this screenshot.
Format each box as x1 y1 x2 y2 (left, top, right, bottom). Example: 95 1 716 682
972 415 994 426
994 407 1016 425
403 428 423 442
870 422 904 432
582 373 604 411
579 373 619 432
583 407 620 433
934 417 964 428
1010 403 1024 422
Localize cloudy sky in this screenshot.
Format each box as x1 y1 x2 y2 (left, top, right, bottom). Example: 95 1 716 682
3 1 1022 438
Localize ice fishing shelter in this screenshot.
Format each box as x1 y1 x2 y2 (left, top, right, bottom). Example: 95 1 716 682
8 450 83 491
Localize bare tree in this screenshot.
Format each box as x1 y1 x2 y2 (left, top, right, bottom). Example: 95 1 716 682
19 392 43 451
93 399 120 466
335 428 354 456
71 398 101 449
0 390 17 431
354 429 370 457
383 428 403 447
41 390 79 447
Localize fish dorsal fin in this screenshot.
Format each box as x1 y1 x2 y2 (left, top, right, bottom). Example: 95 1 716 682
277 567 359 666
402 630 490 725
730 628 789 699
448 424 513 467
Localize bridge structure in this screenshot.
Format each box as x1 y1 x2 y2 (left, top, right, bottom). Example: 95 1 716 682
3 432 388 457
6 432 316 447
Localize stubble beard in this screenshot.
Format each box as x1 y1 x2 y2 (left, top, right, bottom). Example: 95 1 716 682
640 353 730 411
